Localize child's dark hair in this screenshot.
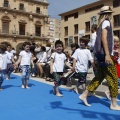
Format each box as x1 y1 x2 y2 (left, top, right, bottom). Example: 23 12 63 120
80 37 90 46
0 44 6 53
55 40 64 48
41 46 46 52
22 42 31 48
6 44 12 48
91 24 97 31
71 43 79 49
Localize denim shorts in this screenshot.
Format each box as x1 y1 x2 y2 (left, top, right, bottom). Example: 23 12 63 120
21 65 31 81
0 70 6 85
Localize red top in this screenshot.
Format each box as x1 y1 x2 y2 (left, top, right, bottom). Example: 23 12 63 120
113 47 120 78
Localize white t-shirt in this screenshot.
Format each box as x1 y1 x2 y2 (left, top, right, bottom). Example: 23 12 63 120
102 20 110 29
38 52 47 63
102 20 114 55
0 53 8 70
51 52 66 72
88 32 97 50
72 49 93 72
19 51 32 66
6 51 14 64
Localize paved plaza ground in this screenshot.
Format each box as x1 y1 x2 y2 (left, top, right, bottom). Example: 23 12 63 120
0 68 120 120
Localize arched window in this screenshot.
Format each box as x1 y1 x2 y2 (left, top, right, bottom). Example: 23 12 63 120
35 21 41 36
1 16 11 34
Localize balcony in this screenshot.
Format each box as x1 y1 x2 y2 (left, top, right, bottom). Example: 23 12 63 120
3 3 10 9
0 29 48 40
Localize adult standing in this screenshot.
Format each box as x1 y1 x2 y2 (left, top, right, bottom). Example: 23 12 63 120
79 6 120 110
88 24 97 53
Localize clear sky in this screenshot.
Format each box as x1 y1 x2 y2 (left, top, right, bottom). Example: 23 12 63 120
47 0 98 19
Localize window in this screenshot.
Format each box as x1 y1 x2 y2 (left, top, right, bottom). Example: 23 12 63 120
74 36 78 44
64 27 68 36
114 14 120 27
4 0 9 7
64 12 78 21
1 16 10 34
35 26 41 36
85 4 104 13
36 7 40 14
19 24 25 35
19 3 24 10
74 12 78 19
113 0 120 8
2 22 9 33
74 24 78 34
114 30 120 39
85 21 90 32
64 16 68 21
64 38 68 47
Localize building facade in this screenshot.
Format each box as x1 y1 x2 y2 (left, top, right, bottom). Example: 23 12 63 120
59 0 120 49
0 0 49 51
48 18 61 44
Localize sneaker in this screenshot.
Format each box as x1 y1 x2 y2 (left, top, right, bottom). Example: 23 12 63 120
31 73 35 77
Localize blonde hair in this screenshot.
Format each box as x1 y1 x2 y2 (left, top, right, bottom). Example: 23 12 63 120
97 13 112 28
114 36 119 42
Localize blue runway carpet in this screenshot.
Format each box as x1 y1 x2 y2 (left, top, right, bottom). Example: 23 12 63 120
0 74 120 120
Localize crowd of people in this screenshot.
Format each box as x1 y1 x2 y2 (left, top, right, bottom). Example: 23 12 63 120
0 6 120 110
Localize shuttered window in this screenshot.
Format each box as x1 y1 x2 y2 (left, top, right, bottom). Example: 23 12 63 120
2 22 9 33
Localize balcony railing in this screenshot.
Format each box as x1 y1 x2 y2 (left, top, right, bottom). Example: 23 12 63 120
3 3 10 8
0 29 48 39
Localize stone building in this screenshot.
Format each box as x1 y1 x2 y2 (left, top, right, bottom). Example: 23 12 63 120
0 0 49 51
48 18 61 44
59 0 120 49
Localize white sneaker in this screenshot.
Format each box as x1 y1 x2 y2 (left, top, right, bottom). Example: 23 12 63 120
31 74 35 77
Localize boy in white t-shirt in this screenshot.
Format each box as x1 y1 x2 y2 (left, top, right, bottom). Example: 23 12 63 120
72 37 95 94
15 42 34 89
50 40 72 97
0 44 8 90
6 45 15 80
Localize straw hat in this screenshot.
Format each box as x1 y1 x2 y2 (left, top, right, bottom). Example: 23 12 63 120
98 6 113 15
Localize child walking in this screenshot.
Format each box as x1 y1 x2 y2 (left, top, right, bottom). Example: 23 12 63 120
6 44 15 80
72 37 95 94
0 44 8 90
50 40 72 97
15 42 34 89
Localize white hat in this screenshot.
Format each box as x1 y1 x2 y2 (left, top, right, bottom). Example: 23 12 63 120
98 6 113 15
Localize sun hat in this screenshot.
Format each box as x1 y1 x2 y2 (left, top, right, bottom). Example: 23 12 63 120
98 6 113 15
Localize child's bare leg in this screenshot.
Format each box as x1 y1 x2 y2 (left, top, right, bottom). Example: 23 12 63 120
105 90 111 100
74 82 80 94
21 78 25 88
81 83 86 92
53 85 63 97
0 84 2 91
25 80 30 89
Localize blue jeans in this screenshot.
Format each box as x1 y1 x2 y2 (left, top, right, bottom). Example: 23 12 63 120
21 65 31 81
6 63 14 78
118 78 120 88
0 70 6 87
31 63 38 75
